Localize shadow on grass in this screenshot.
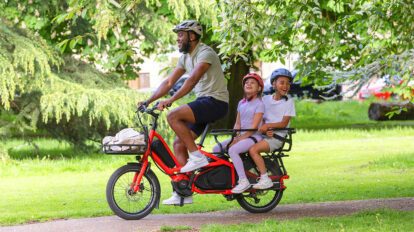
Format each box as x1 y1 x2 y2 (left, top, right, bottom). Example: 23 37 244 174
294 120 414 131
7 144 100 160
5 119 414 160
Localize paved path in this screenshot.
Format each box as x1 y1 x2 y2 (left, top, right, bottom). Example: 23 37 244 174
1 197 413 232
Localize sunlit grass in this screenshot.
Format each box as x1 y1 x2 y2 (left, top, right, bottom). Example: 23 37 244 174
1 100 414 225
292 100 414 129
1 127 413 225
203 209 414 232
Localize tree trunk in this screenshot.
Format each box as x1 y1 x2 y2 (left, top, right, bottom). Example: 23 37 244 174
225 59 249 128
368 102 414 121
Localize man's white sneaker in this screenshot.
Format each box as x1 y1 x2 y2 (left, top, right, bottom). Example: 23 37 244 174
162 192 193 205
231 178 251 194
180 155 209 173
252 176 273 189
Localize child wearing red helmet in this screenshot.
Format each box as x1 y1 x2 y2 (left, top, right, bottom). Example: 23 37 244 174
213 73 264 193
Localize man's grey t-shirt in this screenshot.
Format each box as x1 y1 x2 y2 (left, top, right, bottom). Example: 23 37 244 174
176 43 229 103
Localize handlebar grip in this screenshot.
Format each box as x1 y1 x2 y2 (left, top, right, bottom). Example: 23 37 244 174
137 101 148 112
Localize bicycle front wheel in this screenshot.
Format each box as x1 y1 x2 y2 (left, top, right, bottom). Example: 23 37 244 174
106 164 160 220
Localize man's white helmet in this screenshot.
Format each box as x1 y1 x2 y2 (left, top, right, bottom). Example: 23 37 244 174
173 20 203 36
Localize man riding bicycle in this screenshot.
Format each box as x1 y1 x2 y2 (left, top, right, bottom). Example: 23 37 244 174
139 20 229 204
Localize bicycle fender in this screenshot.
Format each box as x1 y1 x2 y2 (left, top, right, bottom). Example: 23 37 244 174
126 162 151 174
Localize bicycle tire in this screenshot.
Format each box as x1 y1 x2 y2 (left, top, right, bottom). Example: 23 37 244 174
106 164 160 220
236 188 283 213
237 156 284 213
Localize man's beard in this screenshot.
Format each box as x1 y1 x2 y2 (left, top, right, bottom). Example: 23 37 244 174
179 39 191 53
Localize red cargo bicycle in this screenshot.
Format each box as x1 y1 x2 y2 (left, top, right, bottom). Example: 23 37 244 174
103 103 295 220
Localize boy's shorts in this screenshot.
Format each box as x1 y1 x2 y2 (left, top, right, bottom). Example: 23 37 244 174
263 137 284 152
187 96 228 135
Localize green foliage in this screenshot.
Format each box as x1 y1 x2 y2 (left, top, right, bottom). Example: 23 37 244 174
214 0 414 103
3 0 414 145
0 22 62 109
0 0 221 79
36 57 180 145
0 22 176 146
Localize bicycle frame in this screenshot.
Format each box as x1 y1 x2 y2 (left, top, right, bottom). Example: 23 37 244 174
131 105 237 195
105 104 295 219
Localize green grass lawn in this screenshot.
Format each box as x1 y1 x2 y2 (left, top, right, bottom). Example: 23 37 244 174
202 209 414 232
1 100 413 225
293 100 414 129
1 127 413 225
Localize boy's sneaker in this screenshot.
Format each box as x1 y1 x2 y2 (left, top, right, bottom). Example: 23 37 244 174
252 176 273 189
231 178 251 194
180 155 209 173
162 192 193 205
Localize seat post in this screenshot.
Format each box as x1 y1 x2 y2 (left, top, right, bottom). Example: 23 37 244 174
197 124 211 147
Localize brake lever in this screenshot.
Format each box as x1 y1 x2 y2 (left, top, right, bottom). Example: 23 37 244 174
137 101 148 113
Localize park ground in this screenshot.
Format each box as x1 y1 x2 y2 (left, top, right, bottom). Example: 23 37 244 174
1 100 413 231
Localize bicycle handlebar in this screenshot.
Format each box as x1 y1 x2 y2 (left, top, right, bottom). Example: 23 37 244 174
137 102 161 116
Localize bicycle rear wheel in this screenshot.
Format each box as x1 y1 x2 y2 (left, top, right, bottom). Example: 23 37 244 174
237 155 284 213
106 164 160 220
237 188 283 213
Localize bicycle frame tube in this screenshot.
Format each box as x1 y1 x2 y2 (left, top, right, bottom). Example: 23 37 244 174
132 106 296 195
190 146 237 195
149 130 183 175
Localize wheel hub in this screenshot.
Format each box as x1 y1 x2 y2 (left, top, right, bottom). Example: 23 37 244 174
125 183 144 201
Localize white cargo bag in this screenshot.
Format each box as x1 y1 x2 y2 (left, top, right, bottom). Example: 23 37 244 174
102 128 145 151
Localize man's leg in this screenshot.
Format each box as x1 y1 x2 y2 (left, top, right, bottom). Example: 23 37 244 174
167 104 208 172
162 135 198 206
173 134 197 166
167 104 198 152
163 113 199 206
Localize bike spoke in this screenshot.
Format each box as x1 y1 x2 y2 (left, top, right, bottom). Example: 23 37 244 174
113 172 154 214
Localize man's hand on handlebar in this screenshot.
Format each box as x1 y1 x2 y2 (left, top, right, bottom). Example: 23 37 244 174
137 100 148 112
157 99 173 111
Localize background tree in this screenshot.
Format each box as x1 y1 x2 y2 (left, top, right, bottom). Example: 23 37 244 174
2 0 414 147
215 0 414 102
0 22 157 146
0 0 218 145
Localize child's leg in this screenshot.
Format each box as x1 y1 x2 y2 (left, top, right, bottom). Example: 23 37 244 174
212 138 231 153
248 140 270 175
228 138 257 179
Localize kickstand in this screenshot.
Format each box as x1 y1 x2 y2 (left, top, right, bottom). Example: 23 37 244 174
179 197 184 207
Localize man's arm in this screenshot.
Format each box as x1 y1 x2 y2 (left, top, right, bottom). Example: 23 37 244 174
157 62 210 109
145 67 186 105
170 62 210 102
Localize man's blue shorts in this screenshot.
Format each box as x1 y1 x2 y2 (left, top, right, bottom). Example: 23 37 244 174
187 96 228 136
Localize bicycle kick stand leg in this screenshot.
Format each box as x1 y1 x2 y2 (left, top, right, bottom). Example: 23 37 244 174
179 197 184 207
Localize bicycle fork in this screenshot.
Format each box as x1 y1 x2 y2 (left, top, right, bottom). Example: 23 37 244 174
129 161 151 192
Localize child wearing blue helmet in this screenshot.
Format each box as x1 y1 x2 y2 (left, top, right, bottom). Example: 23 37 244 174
248 68 296 189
